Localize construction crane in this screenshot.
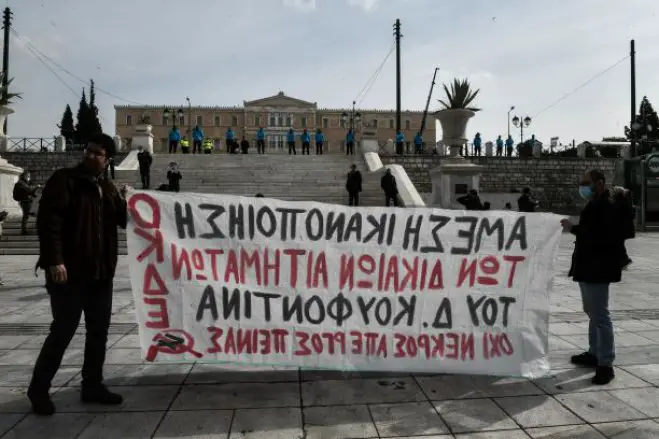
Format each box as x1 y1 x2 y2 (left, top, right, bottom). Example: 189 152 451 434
418 67 439 138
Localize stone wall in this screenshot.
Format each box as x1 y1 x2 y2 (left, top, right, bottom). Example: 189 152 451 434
380 155 618 212
2 152 128 184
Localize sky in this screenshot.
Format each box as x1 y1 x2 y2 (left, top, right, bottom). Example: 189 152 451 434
5 0 659 147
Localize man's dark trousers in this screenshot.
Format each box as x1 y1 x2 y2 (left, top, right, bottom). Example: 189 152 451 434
385 193 399 207
30 278 113 392
302 142 310 155
346 142 354 155
348 192 359 206
193 140 202 154
140 169 150 189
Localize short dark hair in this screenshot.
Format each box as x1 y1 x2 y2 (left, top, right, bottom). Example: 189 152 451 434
523 187 530 194
88 133 116 158
255 193 264 198
589 169 606 185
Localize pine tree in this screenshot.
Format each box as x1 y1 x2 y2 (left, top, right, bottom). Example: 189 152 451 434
75 88 89 145
87 79 103 135
58 104 75 143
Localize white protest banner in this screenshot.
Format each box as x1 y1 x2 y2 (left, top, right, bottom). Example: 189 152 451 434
126 190 562 379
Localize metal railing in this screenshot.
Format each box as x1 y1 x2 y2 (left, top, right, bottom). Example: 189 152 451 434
6 137 56 152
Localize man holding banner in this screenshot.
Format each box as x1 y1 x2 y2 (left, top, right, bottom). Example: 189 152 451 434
28 133 129 416
562 169 623 385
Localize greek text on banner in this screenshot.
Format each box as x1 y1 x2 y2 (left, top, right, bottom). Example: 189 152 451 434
126 190 562 379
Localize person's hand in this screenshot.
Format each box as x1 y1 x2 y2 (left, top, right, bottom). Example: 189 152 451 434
120 185 131 198
560 219 573 232
49 264 67 284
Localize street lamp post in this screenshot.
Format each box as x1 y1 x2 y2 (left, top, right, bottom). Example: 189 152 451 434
511 114 532 145
507 105 515 138
186 97 191 137
163 107 184 128
341 100 362 131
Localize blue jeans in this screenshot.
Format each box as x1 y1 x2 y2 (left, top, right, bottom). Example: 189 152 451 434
579 282 615 366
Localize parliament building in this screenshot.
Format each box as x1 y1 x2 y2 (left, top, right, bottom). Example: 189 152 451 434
114 92 434 153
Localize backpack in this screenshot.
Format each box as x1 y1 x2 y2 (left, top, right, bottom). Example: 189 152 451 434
12 182 28 202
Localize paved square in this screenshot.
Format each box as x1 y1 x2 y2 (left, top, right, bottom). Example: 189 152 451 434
0 233 658 438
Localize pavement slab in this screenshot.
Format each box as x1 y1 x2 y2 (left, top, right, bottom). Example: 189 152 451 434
0 233 657 438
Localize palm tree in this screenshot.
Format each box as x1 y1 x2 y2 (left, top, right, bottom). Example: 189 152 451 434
0 73 22 106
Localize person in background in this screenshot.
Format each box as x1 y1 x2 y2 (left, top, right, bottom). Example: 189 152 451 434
473 133 482 156
13 171 40 235
612 186 635 269
395 130 404 155
496 135 504 157
380 168 399 207
137 146 153 189
180 137 190 154
29 133 129 416
315 129 325 155
346 129 356 155
192 125 204 154
414 132 423 154
104 156 115 180
255 193 264 198
517 187 539 212
504 202 512 210
505 135 514 157
483 201 491 210
301 129 311 155
225 128 236 153
168 126 181 153
167 162 182 192
203 138 213 154
240 137 249 154
256 127 266 154
0 210 7 285
561 169 623 385
286 128 296 155
345 164 362 206
457 189 483 210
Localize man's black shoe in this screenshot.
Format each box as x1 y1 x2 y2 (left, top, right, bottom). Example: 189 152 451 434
27 390 55 416
81 386 123 405
570 352 598 367
592 366 615 385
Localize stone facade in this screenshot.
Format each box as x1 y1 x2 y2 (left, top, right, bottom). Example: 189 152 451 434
115 92 434 153
380 155 618 212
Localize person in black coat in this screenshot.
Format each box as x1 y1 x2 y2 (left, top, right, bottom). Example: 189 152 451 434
137 146 153 189
456 189 483 210
517 187 539 212
345 164 362 206
612 186 635 269
380 168 399 207
167 162 182 192
561 169 623 385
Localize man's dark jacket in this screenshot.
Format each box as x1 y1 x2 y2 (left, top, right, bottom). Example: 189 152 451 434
456 194 483 210
381 173 397 195
37 164 127 282
568 189 623 283
517 194 536 212
137 151 153 171
346 170 362 194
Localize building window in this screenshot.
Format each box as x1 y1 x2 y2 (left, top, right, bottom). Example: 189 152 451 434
231 115 238 127
405 120 411 130
340 119 345 128
126 115 133 126
214 115 221 126
286 115 292 127
371 119 377 128
269 115 276 126
255 115 261 126
162 114 168 126
301 116 307 128
196 115 203 126
323 118 328 129
178 115 185 126
389 120 394 129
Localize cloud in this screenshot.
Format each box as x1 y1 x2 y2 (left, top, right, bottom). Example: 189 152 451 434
282 0 317 13
346 0 382 12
